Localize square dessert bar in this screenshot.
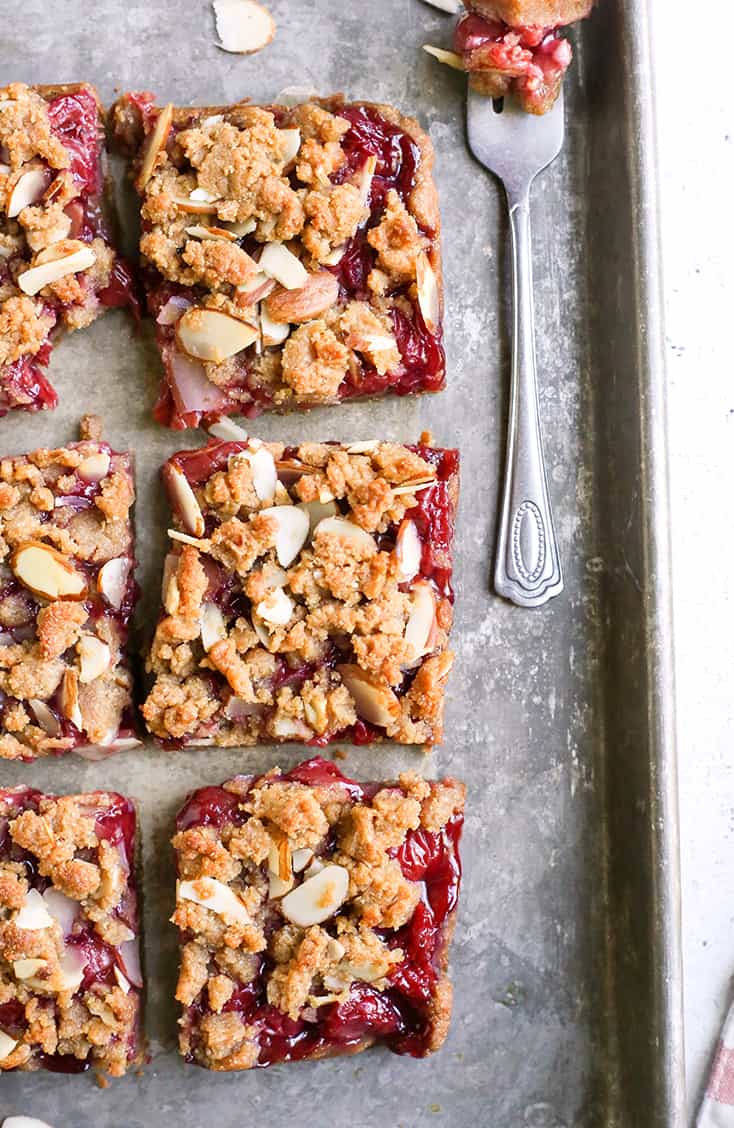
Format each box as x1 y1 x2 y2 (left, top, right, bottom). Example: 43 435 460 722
111 92 444 427
0 83 136 416
0 416 138 761
0 786 143 1076
143 431 458 747
172 756 465 1070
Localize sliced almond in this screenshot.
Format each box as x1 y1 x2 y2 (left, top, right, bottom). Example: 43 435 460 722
280 864 349 927
3 1118 55 1128
200 602 227 651
157 295 191 325
114 966 131 995
207 416 249 441
356 155 378 204
416 251 440 333
258 561 288 590
213 0 276 54
237 270 275 302
17 244 96 296
13 957 47 980
0 1030 18 1061
11 542 86 601
345 440 380 454
338 664 400 728
391 477 436 497
395 518 422 582
267 834 293 896
256 586 294 627
313 516 375 553
251 613 273 648
43 887 79 936
278 128 301 167
259 242 308 290
177 876 251 924
137 102 173 190
165 465 205 537
292 847 313 873
119 937 143 988
98 557 131 611
28 698 61 737
57 946 86 992
275 85 319 106
298 498 338 538
404 580 437 660
60 668 83 730
423 44 465 70
244 445 277 502
170 193 218 215
190 187 219 204
322 244 346 266
177 307 258 363
226 217 257 237
184 224 238 242
162 553 179 614
259 504 309 567
7 167 49 217
15 889 54 931
260 303 290 347
271 715 312 739
78 635 111 684
77 451 110 482
167 529 209 549
303 857 325 880
421 0 460 11
264 269 339 324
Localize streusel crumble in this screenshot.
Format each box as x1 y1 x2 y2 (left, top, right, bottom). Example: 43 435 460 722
0 416 138 761
143 430 457 748
112 93 444 427
173 756 464 1069
0 83 136 415
0 786 143 1076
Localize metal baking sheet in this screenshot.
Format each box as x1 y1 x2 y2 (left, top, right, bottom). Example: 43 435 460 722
0 0 684 1124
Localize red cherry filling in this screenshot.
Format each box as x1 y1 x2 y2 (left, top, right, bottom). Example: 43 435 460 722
455 12 572 114
180 759 463 1064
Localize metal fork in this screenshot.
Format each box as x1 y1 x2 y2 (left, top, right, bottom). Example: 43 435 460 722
468 88 565 607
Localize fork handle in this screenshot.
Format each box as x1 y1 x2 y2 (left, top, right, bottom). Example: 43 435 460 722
494 190 563 607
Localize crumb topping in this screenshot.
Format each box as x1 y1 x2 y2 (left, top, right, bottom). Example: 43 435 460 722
143 437 457 748
0 420 137 761
0 787 141 1077
112 94 443 420
173 761 465 1069
0 84 116 385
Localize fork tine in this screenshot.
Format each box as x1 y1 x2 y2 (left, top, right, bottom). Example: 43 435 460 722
467 86 564 198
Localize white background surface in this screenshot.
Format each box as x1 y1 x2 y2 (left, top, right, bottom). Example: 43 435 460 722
654 0 734 1115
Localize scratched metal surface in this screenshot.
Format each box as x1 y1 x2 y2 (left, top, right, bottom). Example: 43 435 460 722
0 0 683 1125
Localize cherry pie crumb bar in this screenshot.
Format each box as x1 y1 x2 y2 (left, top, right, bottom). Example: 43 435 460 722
0 83 136 416
173 756 465 1070
435 1 594 114
143 431 457 748
0 416 138 761
0 786 143 1076
111 93 444 427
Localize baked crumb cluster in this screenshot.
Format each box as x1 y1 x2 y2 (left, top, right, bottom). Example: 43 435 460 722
111 93 444 427
0 416 138 761
173 757 465 1070
142 433 458 748
0 83 133 415
0 786 143 1076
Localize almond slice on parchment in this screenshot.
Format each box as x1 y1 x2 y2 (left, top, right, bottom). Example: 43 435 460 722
212 0 276 54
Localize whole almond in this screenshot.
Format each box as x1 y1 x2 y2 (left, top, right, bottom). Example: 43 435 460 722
264 270 340 325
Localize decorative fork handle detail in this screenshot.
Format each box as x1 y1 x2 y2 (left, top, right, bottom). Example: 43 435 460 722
494 190 563 607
